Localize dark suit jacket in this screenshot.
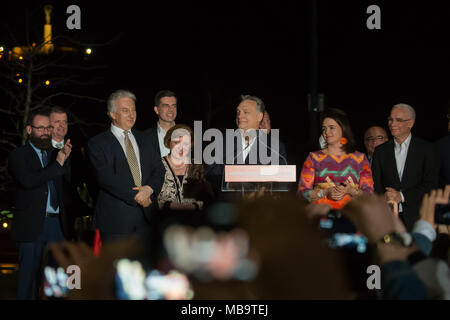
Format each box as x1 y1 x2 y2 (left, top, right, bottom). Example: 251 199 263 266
58 142 95 235
87 129 165 233
204 130 289 195
8 142 72 242
372 136 438 230
435 134 450 188
221 130 288 166
144 126 161 157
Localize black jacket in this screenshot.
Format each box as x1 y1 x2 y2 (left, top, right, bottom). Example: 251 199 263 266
144 126 161 157
204 130 289 195
87 129 165 233
372 136 438 230
8 142 72 242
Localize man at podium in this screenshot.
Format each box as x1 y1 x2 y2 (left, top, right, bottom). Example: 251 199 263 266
204 95 291 197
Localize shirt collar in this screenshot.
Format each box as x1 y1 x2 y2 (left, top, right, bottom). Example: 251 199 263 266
111 124 131 137
394 133 412 149
157 122 175 135
28 141 49 157
29 141 41 154
52 139 64 149
157 122 164 134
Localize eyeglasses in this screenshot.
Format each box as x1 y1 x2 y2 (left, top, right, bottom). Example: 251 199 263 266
31 126 53 132
365 136 387 142
387 117 411 123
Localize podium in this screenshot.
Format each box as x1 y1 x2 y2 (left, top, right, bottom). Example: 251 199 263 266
221 165 296 196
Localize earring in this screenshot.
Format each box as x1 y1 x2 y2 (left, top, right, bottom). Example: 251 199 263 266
340 137 348 145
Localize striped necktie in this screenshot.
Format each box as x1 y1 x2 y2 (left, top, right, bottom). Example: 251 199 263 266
124 130 141 187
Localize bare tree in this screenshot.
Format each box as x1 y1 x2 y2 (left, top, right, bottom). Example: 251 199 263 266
0 5 120 190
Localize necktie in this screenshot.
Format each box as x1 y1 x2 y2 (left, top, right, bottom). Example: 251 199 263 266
245 136 250 149
41 150 59 210
55 142 63 149
124 131 141 186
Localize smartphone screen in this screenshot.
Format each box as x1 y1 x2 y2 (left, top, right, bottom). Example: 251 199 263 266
114 259 194 300
329 233 368 253
43 266 70 298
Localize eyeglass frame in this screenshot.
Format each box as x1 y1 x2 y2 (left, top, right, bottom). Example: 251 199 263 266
365 135 388 142
31 125 54 132
387 117 412 124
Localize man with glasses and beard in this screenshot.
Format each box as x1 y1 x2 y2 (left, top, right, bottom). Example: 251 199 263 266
8 109 72 299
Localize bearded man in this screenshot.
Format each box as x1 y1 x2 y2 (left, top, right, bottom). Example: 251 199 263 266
8 108 72 299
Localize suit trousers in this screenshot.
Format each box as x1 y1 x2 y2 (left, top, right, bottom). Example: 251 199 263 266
101 223 151 254
16 216 64 300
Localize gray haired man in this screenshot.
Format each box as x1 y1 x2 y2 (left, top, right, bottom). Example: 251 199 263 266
372 103 438 230
87 89 165 245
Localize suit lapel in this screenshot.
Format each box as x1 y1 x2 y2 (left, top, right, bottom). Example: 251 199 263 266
401 136 415 184
152 127 161 156
25 142 44 169
388 140 402 186
133 130 147 181
106 130 129 167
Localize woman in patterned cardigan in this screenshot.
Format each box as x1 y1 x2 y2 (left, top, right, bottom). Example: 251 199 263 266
298 109 374 210
157 124 214 210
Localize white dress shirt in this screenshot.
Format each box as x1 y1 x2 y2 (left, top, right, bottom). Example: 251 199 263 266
110 124 142 181
394 133 412 211
157 123 171 158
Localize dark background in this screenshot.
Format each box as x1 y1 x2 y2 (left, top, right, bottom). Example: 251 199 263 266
2 0 450 168
2 0 450 299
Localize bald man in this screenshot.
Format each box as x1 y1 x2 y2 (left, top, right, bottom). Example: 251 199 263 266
364 126 388 165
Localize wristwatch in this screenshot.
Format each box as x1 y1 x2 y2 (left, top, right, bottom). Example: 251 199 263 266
376 232 414 247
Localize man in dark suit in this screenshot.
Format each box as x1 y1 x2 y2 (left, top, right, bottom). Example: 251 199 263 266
145 90 177 158
8 109 72 299
372 104 438 230
204 95 288 195
259 110 288 164
87 90 165 246
49 106 94 240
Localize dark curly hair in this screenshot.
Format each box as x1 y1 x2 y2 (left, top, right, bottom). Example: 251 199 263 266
320 108 356 154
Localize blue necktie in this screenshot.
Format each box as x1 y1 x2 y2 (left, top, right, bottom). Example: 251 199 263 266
41 150 59 210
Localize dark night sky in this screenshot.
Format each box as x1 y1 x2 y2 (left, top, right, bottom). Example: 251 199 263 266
3 0 450 164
